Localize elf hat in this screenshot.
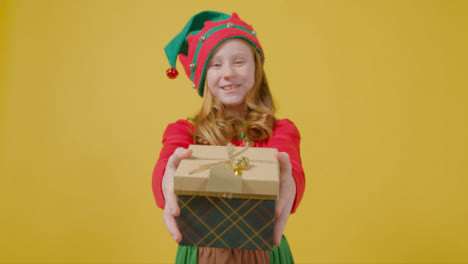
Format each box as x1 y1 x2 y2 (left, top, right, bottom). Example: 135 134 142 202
165 11 264 97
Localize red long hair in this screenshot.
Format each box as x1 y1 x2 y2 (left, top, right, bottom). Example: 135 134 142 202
192 40 276 145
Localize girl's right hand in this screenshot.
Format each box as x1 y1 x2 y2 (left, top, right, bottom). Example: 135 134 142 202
162 147 192 243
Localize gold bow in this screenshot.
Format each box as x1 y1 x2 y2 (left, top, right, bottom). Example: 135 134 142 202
188 142 251 176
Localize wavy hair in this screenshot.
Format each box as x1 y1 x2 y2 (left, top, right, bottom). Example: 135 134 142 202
192 40 276 146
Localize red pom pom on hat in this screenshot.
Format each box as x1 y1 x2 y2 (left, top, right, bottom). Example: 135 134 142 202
166 68 179 79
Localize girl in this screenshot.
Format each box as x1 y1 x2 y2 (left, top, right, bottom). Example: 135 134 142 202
152 11 305 264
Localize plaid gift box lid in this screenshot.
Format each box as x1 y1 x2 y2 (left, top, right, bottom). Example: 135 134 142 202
174 145 279 200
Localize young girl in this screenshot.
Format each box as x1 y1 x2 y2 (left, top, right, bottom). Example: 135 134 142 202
152 11 305 264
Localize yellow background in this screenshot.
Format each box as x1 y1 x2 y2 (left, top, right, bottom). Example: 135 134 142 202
1 0 467 263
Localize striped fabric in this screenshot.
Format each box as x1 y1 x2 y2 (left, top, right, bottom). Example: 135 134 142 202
175 236 294 264
177 195 276 251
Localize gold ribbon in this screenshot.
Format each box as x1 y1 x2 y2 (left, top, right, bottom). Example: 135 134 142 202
188 143 252 176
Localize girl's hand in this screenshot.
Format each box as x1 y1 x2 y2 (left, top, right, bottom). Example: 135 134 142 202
273 152 296 246
162 147 192 243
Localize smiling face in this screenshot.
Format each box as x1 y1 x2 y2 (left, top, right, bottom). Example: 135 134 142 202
206 39 256 116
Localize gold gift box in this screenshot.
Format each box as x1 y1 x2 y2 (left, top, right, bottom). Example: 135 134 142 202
174 145 279 199
174 144 279 251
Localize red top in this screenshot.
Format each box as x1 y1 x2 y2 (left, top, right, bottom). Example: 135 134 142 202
152 119 305 214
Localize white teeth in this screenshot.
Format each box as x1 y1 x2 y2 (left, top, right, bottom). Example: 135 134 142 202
222 86 233 90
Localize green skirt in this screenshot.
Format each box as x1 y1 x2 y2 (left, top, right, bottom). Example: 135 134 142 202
175 236 294 264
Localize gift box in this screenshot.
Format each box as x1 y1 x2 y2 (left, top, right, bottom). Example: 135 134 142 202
174 144 279 251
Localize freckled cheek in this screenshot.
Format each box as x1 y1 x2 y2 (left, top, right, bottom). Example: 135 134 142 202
246 72 255 90
206 72 219 91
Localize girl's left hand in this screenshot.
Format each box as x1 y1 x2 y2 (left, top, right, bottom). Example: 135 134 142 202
273 152 296 246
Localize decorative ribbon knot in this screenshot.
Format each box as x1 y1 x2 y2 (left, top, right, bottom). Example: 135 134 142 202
188 142 252 175
224 143 250 176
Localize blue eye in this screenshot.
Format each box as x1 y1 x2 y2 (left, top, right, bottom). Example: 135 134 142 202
210 63 222 68
235 60 244 64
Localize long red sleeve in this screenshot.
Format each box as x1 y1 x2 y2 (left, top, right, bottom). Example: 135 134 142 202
265 119 305 214
152 120 195 209
152 119 305 213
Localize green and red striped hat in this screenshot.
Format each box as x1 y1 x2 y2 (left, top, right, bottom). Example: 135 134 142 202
165 11 264 97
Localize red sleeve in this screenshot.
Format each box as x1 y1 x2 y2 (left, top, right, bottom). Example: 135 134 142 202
152 120 195 209
266 119 305 214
